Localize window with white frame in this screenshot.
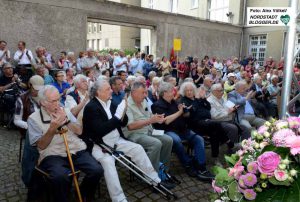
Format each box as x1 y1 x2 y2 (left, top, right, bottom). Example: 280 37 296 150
208 0 229 23
170 0 178 13
295 33 300 63
93 23 97 33
149 0 154 9
97 24 102 33
249 35 267 66
191 0 198 9
88 23 92 33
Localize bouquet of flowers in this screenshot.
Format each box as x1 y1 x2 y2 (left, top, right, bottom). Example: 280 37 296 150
211 117 300 202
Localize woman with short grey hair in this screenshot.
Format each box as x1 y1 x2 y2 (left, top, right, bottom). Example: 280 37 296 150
151 81 214 181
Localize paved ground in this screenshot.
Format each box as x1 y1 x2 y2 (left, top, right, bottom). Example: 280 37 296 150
0 126 221 202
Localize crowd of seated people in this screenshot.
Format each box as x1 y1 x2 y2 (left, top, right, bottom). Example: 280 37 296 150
0 39 290 201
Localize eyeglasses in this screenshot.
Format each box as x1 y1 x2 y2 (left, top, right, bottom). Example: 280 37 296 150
56 75 64 77
215 89 224 92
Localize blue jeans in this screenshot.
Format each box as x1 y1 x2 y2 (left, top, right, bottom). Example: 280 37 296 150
166 131 205 167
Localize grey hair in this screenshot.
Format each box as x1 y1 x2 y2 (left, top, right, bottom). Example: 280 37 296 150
38 85 59 102
35 46 43 52
35 64 45 70
235 80 247 90
211 83 223 91
73 74 87 87
184 78 193 83
127 75 136 83
152 77 161 85
131 81 146 92
90 79 109 99
148 71 157 79
179 81 197 96
67 52 75 57
158 82 174 98
135 75 146 83
253 75 261 83
271 75 278 81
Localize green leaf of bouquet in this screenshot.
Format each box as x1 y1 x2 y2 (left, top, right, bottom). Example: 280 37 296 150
261 146 290 159
225 155 237 166
253 177 300 202
228 181 243 201
212 166 234 186
269 176 290 186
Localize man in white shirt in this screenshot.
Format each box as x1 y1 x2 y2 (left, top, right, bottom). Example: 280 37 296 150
113 50 128 75
14 41 34 67
0 40 11 68
82 80 161 202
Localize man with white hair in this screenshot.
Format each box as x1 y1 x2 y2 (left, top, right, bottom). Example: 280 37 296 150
228 80 265 130
82 80 162 202
27 85 103 202
267 75 280 117
82 48 98 73
208 83 250 142
65 74 90 124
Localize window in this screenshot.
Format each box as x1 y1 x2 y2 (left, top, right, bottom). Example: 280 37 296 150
105 38 109 47
88 40 92 49
97 24 102 33
149 0 154 9
88 23 92 33
170 0 178 13
92 39 95 50
191 0 198 9
249 35 267 66
295 33 300 63
93 24 97 33
97 39 101 50
208 0 229 23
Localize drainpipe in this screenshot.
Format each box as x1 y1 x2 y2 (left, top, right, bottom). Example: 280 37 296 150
239 0 247 59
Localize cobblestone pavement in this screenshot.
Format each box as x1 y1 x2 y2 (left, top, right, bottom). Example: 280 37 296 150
0 127 222 202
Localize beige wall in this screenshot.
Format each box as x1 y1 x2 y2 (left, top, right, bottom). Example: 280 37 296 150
120 26 140 50
101 24 121 49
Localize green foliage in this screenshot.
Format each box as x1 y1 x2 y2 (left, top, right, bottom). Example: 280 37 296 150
212 166 234 187
98 48 137 56
228 181 243 201
225 154 239 167
253 177 300 202
269 177 291 186
261 145 290 159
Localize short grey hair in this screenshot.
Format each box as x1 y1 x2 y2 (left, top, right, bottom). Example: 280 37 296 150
38 85 58 102
253 75 261 83
73 74 87 87
127 75 136 83
35 46 43 52
152 77 161 85
131 81 146 91
158 82 174 98
90 79 109 99
67 52 75 57
271 75 278 81
235 80 247 90
211 83 223 91
179 81 197 96
135 75 146 83
148 71 157 79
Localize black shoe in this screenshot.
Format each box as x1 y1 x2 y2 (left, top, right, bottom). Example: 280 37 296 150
159 180 176 190
196 170 215 182
185 166 198 178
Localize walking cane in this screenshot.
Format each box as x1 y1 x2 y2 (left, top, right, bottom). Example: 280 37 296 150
58 127 83 202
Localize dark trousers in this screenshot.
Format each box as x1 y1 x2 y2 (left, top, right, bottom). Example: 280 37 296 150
39 150 103 202
192 120 229 157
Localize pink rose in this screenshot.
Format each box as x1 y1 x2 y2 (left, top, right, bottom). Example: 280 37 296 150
257 151 280 176
212 180 222 193
274 169 288 181
286 136 300 155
